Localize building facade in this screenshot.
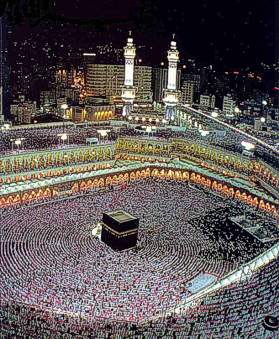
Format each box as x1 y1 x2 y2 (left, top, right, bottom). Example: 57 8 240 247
153 67 181 103
85 64 152 103
10 101 37 124
200 94 216 109
223 94 235 115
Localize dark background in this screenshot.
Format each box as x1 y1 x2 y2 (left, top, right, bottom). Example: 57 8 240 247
1 0 278 68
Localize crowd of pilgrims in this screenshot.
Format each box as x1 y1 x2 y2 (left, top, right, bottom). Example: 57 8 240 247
0 179 275 337
0 123 249 154
1 122 277 168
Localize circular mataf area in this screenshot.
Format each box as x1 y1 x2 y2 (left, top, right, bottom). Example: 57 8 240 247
0 180 261 321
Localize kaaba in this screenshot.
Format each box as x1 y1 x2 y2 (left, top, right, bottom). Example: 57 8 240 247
101 210 139 251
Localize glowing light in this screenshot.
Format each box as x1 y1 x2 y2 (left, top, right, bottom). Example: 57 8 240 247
241 141 255 151
155 118 159 123
234 107 240 113
135 116 139 121
162 118 167 124
260 117 266 123
15 139 22 146
128 116 133 120
60 133 68 141
61 104 68 110
262 100 268 106
97 129 110 137
199 130 210 137
211 111 219 118
149 118 152 122
142 117 146 122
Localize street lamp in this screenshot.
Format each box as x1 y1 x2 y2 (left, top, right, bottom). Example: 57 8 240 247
10 137 25 152
234 107 240 114
262 100 268 106
61 104 68 133
97 129 110 144
211 111 219 118
61 133 68 145
199 130 210 137
241 141 255 151
1 123 10 131
57 133 68 146
262 100 268 121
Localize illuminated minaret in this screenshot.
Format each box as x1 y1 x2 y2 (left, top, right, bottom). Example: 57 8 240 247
163 34 180 121
122 31 136 116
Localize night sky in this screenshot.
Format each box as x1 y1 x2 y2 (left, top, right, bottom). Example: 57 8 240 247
2 0 278 69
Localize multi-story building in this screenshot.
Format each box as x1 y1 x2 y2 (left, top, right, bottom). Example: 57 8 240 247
223 94 235 115
152 67 181 103
40 90 56 107
200 94 215 109
10 101 37 124
181 81 194 105
85 64 152 103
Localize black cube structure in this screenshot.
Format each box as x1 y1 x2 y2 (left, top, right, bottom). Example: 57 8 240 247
101 210 139 251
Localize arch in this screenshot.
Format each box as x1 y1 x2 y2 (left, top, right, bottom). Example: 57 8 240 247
37 189 44 198
217 183 223 191
253 197 258 206
130 172 136 181
259 200 265 210
7 196 14 204
98 178 104 187
80 181 87 191
22 193 29 201
190 173 196 181
123 172 129 181
235 190 241 199
44 188 51 197
72 182 79 193
106 176 112 186
182 171 189 180
93 179 99 187
52 189 59 197
0 197 6 206
14 194 21 203
206 179 212 187
241 192 247 201
136 170 141 179
151 169 158 177
212 181 218 190
141 170 146 177
87 180 93 189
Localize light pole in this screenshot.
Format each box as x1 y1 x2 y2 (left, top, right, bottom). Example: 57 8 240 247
97 129 110 144
262 100 268 121
61 103 68 133
57 133 68 146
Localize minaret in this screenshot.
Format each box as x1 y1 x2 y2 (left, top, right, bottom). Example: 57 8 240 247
122 31 136 116
163 34 180 121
